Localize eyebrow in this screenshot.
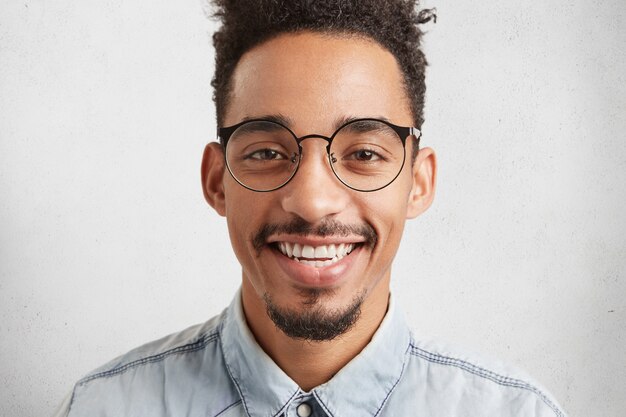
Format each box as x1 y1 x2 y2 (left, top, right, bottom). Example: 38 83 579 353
241 113 294 127
240 114 394 132
333 115 393 129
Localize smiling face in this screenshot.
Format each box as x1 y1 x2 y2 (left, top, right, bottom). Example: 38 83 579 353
202 32 436 341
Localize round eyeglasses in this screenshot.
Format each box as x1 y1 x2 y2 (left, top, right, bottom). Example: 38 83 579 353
218 118 421 192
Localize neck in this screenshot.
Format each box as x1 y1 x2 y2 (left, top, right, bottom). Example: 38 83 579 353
241 279 390 391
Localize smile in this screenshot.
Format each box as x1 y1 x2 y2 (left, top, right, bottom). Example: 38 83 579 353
273 242 358 268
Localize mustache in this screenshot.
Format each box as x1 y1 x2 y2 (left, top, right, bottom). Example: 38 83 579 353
252 216 378 255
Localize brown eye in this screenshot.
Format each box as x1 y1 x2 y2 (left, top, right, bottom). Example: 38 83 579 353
349 149 383 162
246 149 286 160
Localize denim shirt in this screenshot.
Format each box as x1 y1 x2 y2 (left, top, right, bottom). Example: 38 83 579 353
55 291 567 417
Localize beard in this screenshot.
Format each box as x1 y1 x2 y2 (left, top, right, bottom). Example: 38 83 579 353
263 289 365 341
253 216 375 341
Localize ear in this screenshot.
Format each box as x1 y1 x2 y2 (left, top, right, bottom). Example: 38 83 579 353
201 142 227 217
406 146 437 219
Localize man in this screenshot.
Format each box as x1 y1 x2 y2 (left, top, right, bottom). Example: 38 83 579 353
55 1 567 416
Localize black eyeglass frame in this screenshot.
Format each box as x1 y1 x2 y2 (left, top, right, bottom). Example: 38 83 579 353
217 118 421 193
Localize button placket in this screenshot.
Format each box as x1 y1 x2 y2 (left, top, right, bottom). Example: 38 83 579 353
287 393 319 417
296 402 312 417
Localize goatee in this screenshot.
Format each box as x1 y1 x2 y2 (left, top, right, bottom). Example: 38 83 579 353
264 290 365 341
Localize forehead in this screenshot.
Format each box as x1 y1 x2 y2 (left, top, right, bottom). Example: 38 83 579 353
225 32 413 134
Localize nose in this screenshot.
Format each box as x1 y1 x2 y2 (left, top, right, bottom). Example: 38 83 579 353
280 139 350 223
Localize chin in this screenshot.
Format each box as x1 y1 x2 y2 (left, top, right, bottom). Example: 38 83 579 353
263 289 366 341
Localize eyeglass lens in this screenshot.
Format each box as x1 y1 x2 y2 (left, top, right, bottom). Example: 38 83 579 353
225 120 405 192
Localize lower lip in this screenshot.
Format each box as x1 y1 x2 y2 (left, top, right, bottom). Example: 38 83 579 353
270 245 363 288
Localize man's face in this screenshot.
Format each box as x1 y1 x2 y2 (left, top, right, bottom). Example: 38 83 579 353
204 32 435 339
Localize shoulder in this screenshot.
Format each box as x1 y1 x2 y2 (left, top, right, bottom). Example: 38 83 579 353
59 311 240 417
78 314 222 385
393 335 567 417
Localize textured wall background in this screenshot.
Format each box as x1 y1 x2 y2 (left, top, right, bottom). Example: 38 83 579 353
1 1 624 416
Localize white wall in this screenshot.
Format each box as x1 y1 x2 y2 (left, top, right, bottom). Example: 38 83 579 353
1 1 624 416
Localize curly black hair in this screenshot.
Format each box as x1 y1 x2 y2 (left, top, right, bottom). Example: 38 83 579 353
210 0 436 152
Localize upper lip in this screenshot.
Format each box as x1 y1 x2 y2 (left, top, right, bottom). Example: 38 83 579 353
266 235 366 246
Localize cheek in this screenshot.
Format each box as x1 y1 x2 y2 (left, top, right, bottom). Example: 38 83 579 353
224 191 258 260
358 181 411 263
223 186 278 267
361 181 411 227
225 215 248 268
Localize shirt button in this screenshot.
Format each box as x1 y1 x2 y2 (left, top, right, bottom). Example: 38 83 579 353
296 402 312 417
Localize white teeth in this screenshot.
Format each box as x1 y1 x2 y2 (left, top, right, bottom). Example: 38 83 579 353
302 245 315 258
275 241 358 268
292 243 302 258
314 246 328 258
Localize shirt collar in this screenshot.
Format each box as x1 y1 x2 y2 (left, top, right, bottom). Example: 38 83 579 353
219 289 411 417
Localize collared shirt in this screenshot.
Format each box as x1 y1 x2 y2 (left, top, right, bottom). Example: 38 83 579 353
55 291 567 417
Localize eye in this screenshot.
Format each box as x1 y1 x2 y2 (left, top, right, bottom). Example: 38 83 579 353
347 149 384 162
245 149 286 161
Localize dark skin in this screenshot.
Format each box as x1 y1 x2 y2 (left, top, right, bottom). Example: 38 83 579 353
202 32 436 391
